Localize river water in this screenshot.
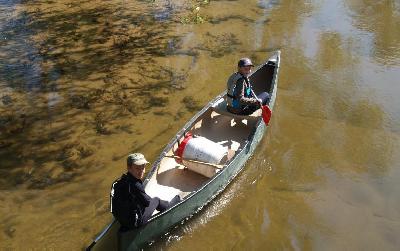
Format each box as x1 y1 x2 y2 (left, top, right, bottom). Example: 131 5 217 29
0 0 399 250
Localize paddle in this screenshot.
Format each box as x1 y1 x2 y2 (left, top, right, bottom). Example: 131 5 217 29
164 155 224 169
261 105 272 125
250 89 272 126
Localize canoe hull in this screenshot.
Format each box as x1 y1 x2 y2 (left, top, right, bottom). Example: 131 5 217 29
87 51 280 251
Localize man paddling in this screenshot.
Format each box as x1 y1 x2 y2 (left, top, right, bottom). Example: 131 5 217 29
110 153 180 229
226 58 270 115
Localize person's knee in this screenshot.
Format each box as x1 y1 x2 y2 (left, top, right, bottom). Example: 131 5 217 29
264 95 270 105
259 92 270 105
169 195 181 207
156 198 169 212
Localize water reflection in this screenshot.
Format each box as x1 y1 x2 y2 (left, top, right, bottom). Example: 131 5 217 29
0 8 44 91
165 0 399 250
346 0 400 65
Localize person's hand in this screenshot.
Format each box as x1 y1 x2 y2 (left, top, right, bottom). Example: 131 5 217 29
257 98 263 107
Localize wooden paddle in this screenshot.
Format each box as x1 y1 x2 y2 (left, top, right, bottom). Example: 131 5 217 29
164 155 224 169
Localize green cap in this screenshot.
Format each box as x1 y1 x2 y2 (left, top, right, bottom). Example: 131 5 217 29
127 153 149 166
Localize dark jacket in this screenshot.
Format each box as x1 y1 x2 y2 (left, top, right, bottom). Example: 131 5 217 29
110 173 151 228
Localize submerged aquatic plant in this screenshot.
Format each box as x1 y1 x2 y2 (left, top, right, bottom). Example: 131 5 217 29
112 34 131 51
93 112 110 135
197 32 241 57
147 96 169 108
182 96 202 112
70 89 105 110
180 4 207 24
77 145 94 159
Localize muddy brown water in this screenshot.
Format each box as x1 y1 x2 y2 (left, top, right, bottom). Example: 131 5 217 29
0 0 399 250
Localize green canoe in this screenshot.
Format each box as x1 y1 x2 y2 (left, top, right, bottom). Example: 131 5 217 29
87 51 281 251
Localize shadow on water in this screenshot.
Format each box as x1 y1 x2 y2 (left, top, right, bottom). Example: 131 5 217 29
0 1 191 190
0 4 176 87
0 0 270 191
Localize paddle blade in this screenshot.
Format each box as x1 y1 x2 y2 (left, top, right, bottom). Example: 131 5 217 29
261 105 272 125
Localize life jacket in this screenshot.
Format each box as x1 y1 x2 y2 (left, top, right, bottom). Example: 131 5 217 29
226 72 253 109
110 174 143 228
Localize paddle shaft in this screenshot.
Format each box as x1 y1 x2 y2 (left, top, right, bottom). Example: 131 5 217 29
164 155 224 169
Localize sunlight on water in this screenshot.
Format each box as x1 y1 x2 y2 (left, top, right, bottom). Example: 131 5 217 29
1 0 399 250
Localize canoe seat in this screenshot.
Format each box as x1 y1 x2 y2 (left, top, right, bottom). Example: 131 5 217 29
211 97 262 119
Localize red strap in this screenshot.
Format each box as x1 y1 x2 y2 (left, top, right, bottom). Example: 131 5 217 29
175 133 192 163
261 105 272 125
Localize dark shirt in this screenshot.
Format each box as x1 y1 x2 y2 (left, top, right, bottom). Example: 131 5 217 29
110 173 151 228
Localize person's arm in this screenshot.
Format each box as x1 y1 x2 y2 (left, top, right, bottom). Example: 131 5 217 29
131 182 151 207
251 89 263 107
236 79 259 106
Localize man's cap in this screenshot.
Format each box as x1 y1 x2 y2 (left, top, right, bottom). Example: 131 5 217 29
238 58 254 67
127 153 149 166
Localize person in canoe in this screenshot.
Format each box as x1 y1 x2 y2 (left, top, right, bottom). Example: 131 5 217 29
226 57 270 115
110 153 180 229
